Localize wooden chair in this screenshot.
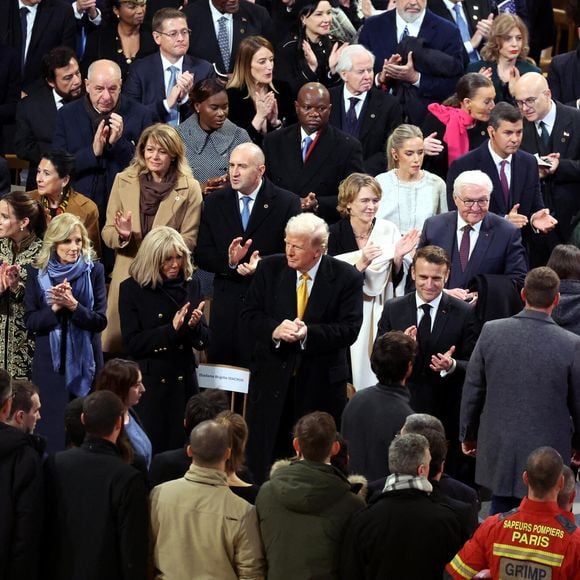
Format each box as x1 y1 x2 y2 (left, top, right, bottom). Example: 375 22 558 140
5 154 28 188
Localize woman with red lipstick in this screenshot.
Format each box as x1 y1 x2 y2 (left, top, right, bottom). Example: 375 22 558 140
467 13 540 106
25 213 106 453
328 173 420 391
102 123 202 355
227 36 295 144
118 227 208 453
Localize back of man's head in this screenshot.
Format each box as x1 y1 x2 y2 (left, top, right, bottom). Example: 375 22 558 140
293 411 337 462
557 465 576 512
65 397 86 447
81 391 124 439
402 413 445 437
189 420 230 468
184 389 229 437
388 433 429 476
371 331 416 385
525 447 564 499
410 427 447 480
523 267 560 309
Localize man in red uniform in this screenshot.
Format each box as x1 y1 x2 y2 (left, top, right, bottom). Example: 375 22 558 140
446 447 580 579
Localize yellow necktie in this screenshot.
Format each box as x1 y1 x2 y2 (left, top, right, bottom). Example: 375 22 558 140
296 273 310 320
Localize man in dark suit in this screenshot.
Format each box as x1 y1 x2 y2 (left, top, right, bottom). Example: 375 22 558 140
447 102 557 265
196 142 301 367
330 44 402 176
52 59 152 217
241 212 363 482
15 46 82 192
263 82 364 224
358 0 464 124
514 72 580 260
377 245 478 475
548 47 580 109
0 45 20 155
0 0 76 94
185 0 274 75
419 169 528 297
124 8 215 124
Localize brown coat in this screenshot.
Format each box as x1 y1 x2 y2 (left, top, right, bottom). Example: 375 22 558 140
101 167 202 353
28 189 101 256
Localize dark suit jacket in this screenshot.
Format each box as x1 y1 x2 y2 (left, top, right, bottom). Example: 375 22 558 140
418 210 528 289
241 253 363 482
0 0 76 93
446 142 544 223
329 85 402 176
195 178 301 366
428 0 493 37
52 95 153 211
124 52 215 123
185 0 274 75
0 157 10 196
14 85 59 191
263 123 364 224
358 9 464 123
0 44 19 153
520 102 580 241
548 48 580 108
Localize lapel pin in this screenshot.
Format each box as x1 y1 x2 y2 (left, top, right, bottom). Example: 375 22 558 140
264 203 269 208
240 28 245 33
370 113 376 118
175 196 180 201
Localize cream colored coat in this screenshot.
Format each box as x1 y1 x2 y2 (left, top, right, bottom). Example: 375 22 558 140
101 167 202 352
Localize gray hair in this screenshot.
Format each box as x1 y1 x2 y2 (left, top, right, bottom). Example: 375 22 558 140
388 433 430 475
285 213 329 251
402 413 445 436
335 44 375 74
453 170 493 198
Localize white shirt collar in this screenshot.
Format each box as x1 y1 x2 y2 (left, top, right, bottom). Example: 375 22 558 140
343 85 368 105
160 53 184 71
238 180 262 201
395 9 425 38
300 128 318 142
296 256 323 283
487 140 513 166
457 212 483 234
537 100 557 132
18 0 38 15
209 0 232 22
52 89 64 110
442 0 462 15
415 290 443 312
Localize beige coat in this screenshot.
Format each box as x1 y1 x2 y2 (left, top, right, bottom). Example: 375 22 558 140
150 464 266 580
101 167 202 352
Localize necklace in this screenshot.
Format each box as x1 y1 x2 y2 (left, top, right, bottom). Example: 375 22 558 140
352 219 375 241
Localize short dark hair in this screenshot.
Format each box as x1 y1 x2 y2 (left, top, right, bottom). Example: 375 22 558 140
6 380 38 420
0 369 12 406
293 411 337 462
547 244 580 281
489 102 522 129
41 46 78 82
184 389 230 436
525 447 564 498
152 7 186 31
95 358 140 406
524 267 560 308
412 245 450 271
411 427 448 480
64 397 86 447
189 78 227 108
82 391 124 439
189 420 230 466
371 331 416 384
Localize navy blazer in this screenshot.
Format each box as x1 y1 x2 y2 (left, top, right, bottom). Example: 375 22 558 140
419 210 528 289
548 49 580 108
446 142 544 221
124 52 215 123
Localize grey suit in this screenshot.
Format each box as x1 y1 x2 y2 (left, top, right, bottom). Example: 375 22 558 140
460 309 580 499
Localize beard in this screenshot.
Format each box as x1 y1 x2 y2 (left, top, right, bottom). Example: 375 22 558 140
397 6 424 23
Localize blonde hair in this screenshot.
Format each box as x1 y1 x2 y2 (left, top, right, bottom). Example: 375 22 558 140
386 124 423 170
128 226 193 288
337 173 382 217
35 213 95 270
481 13 530 62
285 213 329 251
215 410 248 474
227 36 277 96
130 124 192 178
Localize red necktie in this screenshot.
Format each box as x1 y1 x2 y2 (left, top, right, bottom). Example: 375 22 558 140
499 160 509 207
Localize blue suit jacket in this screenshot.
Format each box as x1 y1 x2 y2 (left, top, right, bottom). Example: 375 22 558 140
52 96 153 211
124 52 215 123
446 142 544 220
419 211 528 289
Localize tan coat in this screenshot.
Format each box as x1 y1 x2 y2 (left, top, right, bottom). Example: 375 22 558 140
150 465 266 580
101 167 202 352
29 189 102 256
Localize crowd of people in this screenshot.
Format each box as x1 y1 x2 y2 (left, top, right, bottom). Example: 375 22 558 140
2 0 580 577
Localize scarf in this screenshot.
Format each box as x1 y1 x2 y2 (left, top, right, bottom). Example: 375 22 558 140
139 169 177 236
427 103 475 167
37 256 95 397
383 473 433 494
82 94 121 135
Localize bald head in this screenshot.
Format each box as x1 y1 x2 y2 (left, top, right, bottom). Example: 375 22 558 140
228 142 266 194
188 420 230 468
296 82 331 135
231 142 265 165
85 60 122 114
514 72 552 122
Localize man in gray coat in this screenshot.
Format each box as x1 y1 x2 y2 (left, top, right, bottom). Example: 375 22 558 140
460 266 580 515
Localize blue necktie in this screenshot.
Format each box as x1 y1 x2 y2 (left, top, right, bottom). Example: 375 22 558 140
453 3 478 63
166 65 179 126
302 135 313 162
20 6 29 71
400 25 409 43
217 16 230 71
241 196 251 230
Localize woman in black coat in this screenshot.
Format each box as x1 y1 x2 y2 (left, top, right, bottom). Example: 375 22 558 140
119 226 209 453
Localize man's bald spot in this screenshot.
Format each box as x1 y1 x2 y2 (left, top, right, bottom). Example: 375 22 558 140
87 59 122 83
517 72 549 94
297 82 330 104
232 142 265 165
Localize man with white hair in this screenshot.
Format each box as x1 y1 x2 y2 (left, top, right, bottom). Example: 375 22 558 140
418 169 528 298
329 44 402 175
242 212 363 482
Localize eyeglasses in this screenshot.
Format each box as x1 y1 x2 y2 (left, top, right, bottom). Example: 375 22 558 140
514 96 538 109
456 197 489 208
155 28 191 39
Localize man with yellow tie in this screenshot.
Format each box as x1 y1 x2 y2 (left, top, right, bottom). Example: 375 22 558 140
241 213 364 483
